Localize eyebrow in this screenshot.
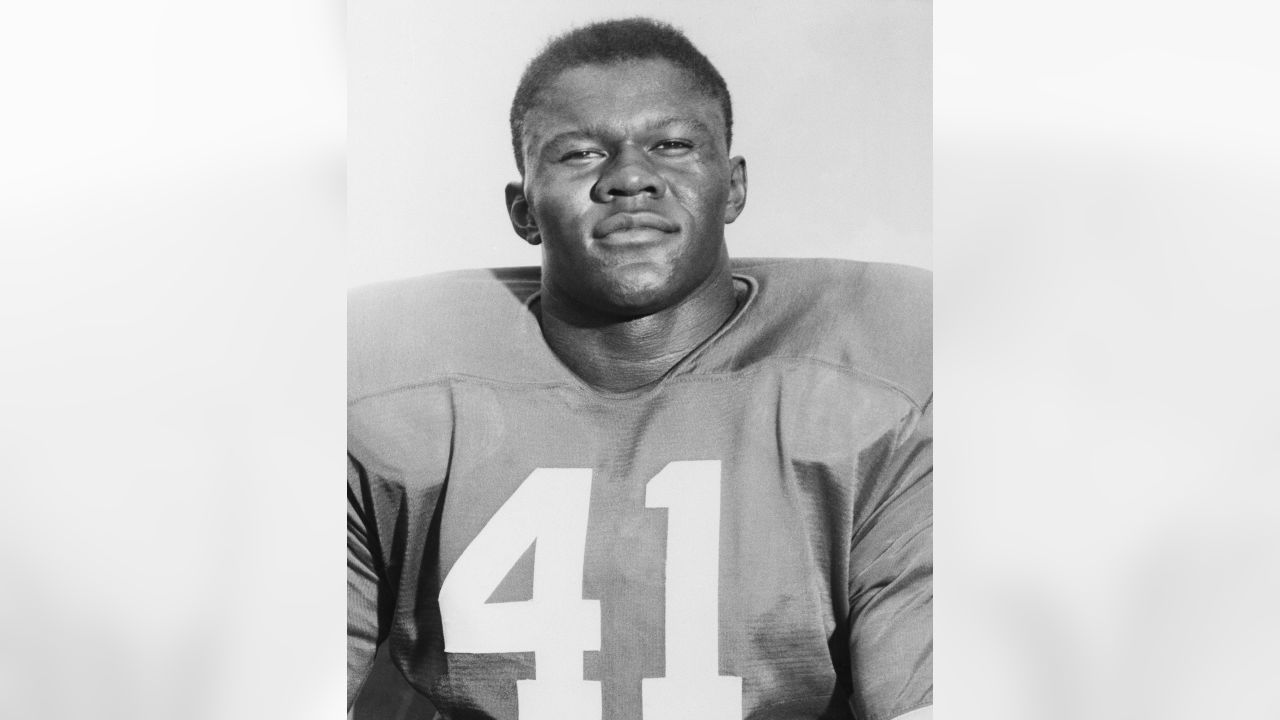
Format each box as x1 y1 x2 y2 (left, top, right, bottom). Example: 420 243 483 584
537 115 717 150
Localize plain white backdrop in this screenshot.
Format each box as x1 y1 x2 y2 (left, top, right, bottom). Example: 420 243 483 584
349 0 931 285
3 2 1280 719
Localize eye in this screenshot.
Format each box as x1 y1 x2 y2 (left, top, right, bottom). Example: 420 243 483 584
651 139 694 155
559 149 605 163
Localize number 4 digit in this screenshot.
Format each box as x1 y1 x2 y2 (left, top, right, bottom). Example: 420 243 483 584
438 468 601 720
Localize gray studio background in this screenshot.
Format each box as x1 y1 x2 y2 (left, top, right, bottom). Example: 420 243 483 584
349 0 931 286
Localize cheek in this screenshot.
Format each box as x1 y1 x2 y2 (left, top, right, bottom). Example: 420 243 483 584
529 186 589 235
675 170 731 216
682 188 732 236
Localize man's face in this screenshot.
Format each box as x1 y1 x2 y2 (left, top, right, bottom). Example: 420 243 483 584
508 58 747 318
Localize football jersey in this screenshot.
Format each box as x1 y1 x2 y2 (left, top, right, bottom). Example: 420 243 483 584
348 258 932 720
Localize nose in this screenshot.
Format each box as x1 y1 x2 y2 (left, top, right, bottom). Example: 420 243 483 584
592 145 666 202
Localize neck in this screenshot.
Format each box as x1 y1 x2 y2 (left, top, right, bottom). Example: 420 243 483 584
538 261 739 393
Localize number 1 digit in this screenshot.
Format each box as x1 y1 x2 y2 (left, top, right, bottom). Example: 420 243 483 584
643 461 743 720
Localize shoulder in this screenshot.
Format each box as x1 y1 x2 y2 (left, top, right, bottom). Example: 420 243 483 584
731 256 930 305
728 258 932 407
733 257 930 306
348 267 546 403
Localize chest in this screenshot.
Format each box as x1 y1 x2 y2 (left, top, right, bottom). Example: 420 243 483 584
411 374 897 718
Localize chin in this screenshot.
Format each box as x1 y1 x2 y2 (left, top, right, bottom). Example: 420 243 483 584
596 265 679 316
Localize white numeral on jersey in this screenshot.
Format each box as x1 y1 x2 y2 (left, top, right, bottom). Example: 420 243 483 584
643 461 743 719
438 468 602 720
438 462 743 720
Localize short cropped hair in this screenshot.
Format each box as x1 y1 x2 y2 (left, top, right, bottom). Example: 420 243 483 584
509 17 733 175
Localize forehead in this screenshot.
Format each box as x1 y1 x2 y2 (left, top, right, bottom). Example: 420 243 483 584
525 59 725 143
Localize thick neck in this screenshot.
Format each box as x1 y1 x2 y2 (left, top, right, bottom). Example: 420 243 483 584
538 261 740 394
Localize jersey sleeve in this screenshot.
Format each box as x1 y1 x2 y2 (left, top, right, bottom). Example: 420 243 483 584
847 399 933 720
348 455 386 710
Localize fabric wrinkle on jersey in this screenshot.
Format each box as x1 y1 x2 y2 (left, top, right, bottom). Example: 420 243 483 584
348 258 933 720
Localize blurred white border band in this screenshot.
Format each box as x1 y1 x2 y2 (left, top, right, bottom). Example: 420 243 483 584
937 1 1280 718
1 2 345 719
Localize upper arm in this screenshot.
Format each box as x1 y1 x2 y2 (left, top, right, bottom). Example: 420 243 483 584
347 455 384 709
847 402 933 720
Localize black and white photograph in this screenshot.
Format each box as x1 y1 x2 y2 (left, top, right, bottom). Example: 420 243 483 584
347 2 930 718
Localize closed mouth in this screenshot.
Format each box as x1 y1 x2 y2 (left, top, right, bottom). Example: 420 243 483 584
593 212 680 238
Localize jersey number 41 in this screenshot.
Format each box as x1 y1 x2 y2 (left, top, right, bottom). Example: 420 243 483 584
439 460 743 720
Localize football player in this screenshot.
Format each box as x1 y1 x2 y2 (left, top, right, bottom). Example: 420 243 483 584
349 17 932 720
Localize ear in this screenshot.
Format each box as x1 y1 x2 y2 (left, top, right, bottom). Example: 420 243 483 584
724 156 747 224
505 181 541 245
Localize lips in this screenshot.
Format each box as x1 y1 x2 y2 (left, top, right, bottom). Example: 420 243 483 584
592 211 680 238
